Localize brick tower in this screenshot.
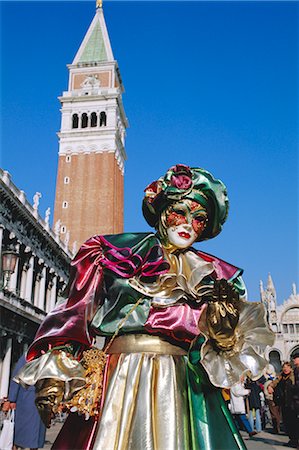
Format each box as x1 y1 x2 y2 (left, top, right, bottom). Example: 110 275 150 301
54 3 128 250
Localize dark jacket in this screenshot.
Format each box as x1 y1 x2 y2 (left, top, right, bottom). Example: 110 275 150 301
245 379 262 409
293 367 299 413
273 371 295 409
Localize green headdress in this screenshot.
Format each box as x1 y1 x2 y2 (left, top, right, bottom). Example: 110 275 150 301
142 164 229 241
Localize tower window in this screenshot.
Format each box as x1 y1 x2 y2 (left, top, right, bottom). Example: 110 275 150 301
81 113 88 128
62 201 68 209
72 114 79 129
100 111 107 127
61 225 66 234
66 155 71 163
64 177 70 184
91 112 97 127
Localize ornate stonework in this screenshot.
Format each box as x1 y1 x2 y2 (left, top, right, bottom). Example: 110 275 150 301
260 274 299 373
0 169 72 398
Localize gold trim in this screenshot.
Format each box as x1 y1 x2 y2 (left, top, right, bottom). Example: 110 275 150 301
106 334 187 355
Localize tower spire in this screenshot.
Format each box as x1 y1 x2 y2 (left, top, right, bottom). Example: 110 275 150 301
54 5 128 248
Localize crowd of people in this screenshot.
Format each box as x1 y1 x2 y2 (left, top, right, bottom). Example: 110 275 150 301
225 354 299 448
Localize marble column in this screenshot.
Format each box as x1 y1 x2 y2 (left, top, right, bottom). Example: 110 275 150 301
34 274 41 307
49 275 57 312
0 338 12 398
9 243 20 292
45 283 52 313
24 255 34 302
0 226 4 263
20 256 27 299
38 266 47 310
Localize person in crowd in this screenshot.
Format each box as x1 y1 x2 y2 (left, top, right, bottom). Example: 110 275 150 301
245 376 263 433
6 354 46 450
262 364 281 433
291 354 299 446
229 380 257 437
268 362 298 448
264 377 281 434
293 354 299 370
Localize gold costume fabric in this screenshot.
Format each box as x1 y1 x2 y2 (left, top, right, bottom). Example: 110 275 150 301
94 351 190 450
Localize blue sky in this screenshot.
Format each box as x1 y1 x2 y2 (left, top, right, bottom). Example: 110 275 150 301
1 1 298 303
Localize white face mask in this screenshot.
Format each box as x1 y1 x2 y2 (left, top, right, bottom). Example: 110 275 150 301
164 200 207 249
167 223 198 249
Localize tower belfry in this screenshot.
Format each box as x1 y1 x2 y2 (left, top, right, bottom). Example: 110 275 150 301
54 4 128 249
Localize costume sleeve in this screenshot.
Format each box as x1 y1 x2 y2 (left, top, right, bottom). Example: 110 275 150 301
27 236 105 361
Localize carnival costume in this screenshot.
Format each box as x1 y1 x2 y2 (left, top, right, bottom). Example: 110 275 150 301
16 164 274 450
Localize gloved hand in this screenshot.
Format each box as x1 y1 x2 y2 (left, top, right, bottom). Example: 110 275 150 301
206 279 240 352
35 378 65 428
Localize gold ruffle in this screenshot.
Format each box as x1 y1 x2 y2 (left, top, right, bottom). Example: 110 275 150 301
129 248 214 306
14 351 86 401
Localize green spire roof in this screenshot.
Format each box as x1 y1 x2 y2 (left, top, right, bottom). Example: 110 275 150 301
78 21 108 63
72 9 114 65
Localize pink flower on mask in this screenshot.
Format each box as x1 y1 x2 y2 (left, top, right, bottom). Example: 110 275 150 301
170 164 193 190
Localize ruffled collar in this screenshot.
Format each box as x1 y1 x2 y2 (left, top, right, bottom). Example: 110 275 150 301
128 247 215 306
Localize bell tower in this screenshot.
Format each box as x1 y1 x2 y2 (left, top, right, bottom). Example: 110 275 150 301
54 3 128 250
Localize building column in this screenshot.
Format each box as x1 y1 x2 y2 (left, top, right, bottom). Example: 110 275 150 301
38 265 47 310
20 255 27 299
24 255 34 302
0 226 4 262
0 338 12 398
9 243 20 292
49 275 57 312
45 283 51 313
34 275 41 307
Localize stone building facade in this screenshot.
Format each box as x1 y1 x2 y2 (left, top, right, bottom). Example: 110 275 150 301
0 169 72 399
260 274 299 373
54 5 128 248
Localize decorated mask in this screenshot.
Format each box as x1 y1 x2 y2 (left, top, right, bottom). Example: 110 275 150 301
142 164 229 242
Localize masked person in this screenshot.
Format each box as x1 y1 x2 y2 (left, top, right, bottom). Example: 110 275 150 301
16 164 274 450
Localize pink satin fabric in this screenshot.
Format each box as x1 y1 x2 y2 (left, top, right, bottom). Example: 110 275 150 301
145 303 206 344
196 250 241 280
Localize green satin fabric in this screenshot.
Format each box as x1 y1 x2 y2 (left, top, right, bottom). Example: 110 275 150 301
187 336 246 450
91 233 158 336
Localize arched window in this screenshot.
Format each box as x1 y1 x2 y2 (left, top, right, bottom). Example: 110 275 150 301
81 113 88 128
269 350 281 374
66 155 71 163
100 111 107 127
72 114 79 129
291 346 299 359
91 112 97 127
